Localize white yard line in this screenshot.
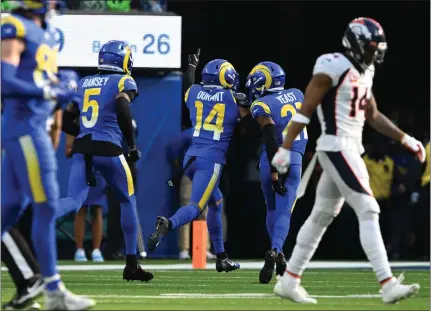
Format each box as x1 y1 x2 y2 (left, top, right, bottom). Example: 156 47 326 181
2 261 428 272
87 293 381 299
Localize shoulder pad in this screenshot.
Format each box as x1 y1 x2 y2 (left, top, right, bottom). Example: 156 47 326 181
118 75 138 94
313 53 350 87
251 100 271 119
1 15 27 40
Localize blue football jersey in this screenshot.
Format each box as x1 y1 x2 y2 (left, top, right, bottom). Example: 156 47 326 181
251 88 308 155
1 15 59 140
185 85 239 164
76 74 138 148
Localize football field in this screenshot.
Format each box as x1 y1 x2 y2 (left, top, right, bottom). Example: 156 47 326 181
1 260 429 310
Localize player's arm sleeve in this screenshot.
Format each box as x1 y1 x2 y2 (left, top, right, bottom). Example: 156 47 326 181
62 103 80 137
182 85 193 129
312 54 344 87
116 93 136 147
251 101 278 173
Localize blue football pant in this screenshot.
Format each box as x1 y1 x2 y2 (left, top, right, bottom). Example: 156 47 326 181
260 158 301 253
56 153 138 255
2 133 61 288
169 156 223 237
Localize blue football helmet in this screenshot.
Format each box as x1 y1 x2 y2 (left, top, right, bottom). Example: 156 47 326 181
98 40 134 75
342 17 387 67
201 59 239 91
245 61 285 102
15 0 65 15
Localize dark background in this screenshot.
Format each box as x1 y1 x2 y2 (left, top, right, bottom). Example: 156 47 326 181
168 1 430 259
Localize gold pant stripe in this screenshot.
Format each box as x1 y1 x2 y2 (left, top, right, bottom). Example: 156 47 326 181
290 198 298 213
198 163 221 209
119 154 134 196
18 135 47 203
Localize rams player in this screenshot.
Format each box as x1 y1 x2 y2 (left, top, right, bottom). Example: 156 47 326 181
148 59 248 272
58 40 153 282
247 62 307 284
1 0 95 309
272 17 423 304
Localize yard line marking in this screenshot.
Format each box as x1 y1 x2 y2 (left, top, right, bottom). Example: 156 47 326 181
87 293 381 299
1 261 428 272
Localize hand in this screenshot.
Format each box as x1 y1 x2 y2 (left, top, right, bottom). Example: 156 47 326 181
234 92 250 107
271 173 287 195
401 134 426 163
44 84 82 106
188 48 200 67
127 145 141 162
271 147 291 174
410 192 420 204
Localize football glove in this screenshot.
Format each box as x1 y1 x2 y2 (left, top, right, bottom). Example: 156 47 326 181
188 48 200 68
234 92 250 108
127 145 141 162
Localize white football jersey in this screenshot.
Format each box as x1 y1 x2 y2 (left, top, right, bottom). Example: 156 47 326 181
314 53 374 153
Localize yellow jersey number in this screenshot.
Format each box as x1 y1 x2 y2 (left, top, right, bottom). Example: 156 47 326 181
193 101 225 141
81 88 101 128
281 102 308 141
34 44 58 87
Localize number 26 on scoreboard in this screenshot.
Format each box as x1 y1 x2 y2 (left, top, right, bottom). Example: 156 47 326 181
142 34 170 55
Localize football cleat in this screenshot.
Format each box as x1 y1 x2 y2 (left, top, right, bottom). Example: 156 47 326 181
123 265 154 282
216 256 240 273
2 275 44 310
148 216 171 251
259 249 277 284
274 273 317 304
44 286 96 310
380 273 420 304
275 252 287 277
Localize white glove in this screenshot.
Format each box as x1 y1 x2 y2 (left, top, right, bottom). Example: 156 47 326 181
401 134 426 163
271 147 291 174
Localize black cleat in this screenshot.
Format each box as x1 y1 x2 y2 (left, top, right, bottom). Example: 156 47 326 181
216 256 240 273
123 265 154 282
275 252 287 277
3 275 43 310
148 216 171 251
259 249 277 284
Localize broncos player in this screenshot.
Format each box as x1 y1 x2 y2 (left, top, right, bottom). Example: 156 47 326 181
1 0 95 309
148 59 247 272
247 62 307 284
272 17 424 304
57 40 153 282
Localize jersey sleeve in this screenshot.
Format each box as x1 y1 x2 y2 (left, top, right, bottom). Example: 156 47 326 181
1 15 27 40
184 84 197 109
251 100 272 119
118 75 138 95
312 53 348 87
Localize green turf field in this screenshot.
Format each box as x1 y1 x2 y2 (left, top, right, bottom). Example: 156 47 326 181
1 261 429 310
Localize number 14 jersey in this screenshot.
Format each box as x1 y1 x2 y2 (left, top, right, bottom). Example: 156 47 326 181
314 53 374 154
185 85 239 165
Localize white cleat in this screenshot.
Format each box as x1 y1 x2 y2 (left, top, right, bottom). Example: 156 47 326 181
274 274 317 304
44 286 96 310
178 250 191 260
380 273 420 304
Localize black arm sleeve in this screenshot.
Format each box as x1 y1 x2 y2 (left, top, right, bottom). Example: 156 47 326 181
261 123 279 173
181 65 197 129
62 107 80 137
116 95 136 147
